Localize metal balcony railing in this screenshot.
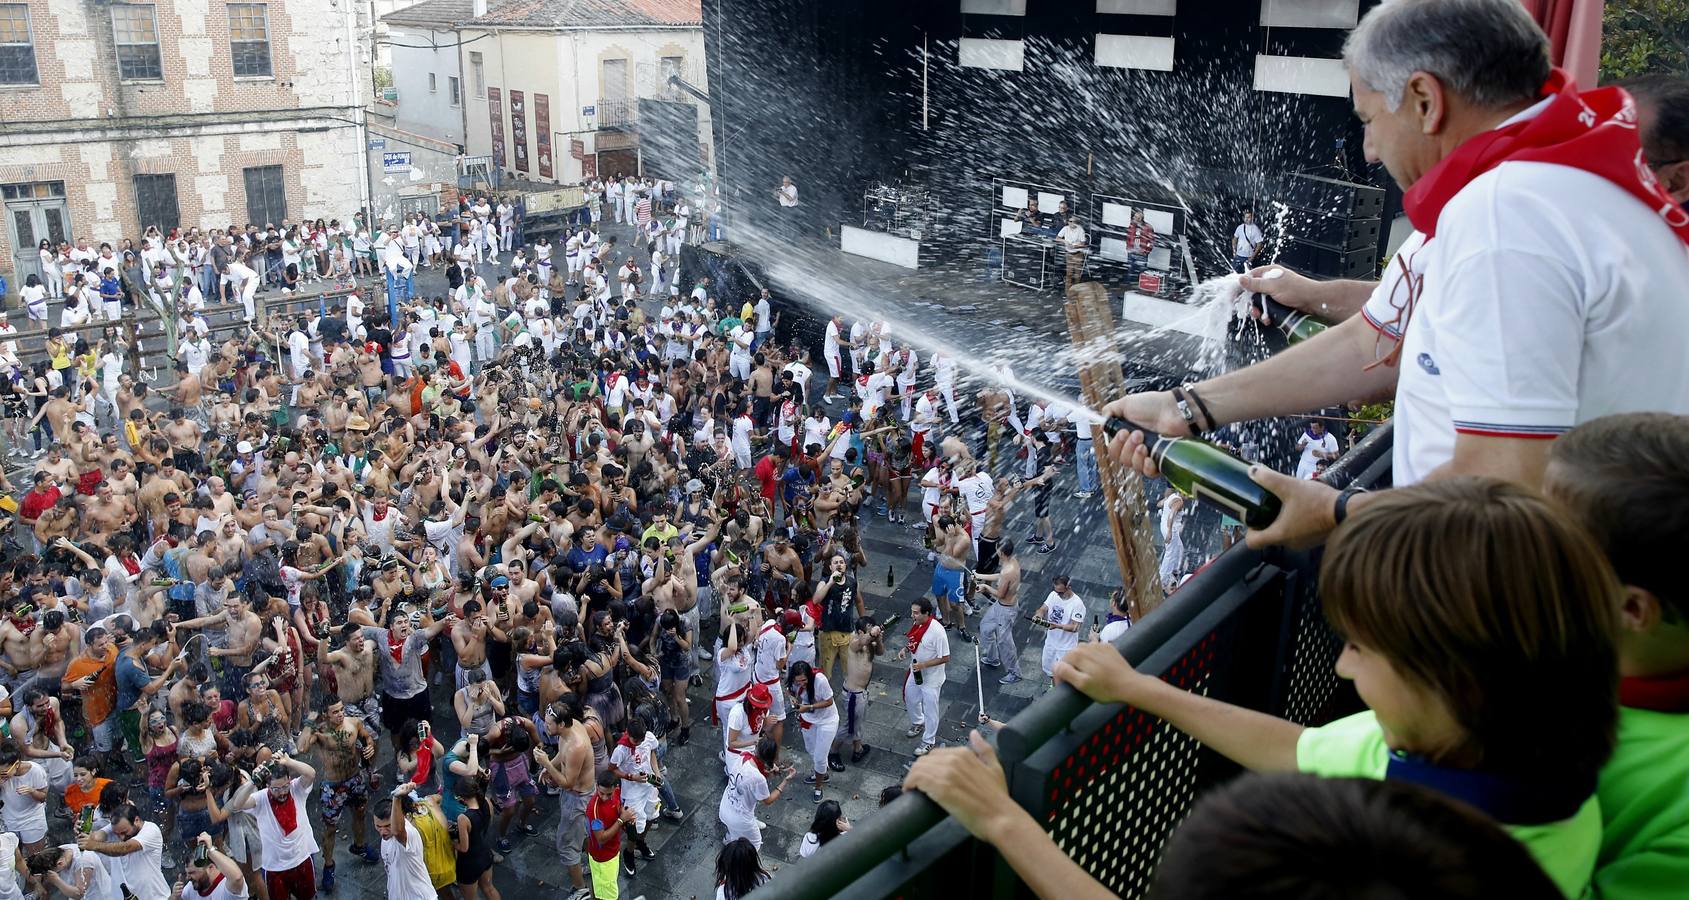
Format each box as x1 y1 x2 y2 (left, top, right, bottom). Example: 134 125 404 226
756 422 1396 900
597 98 636 129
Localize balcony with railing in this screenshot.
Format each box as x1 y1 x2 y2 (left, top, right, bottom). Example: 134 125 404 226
756 422 1395 900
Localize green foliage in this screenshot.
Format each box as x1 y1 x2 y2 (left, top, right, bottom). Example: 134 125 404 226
1601 0 1689 82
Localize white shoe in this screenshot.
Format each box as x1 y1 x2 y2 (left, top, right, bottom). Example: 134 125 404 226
914 743 935 756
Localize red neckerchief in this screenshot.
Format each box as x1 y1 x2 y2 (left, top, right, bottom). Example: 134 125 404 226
190 874 225 899
906 617 932 655
119 554 140 576
743 699 766 736
1404 69 1689 246
36 704 56 737
372 505 389 522
8 617 34 637
270 786 299 833
735 749 767 777
1619 670 1689 713
388 633 406 665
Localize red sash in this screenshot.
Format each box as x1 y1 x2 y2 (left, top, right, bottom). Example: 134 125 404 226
905 618 932 656
1619 670 1689 713
271 787 300 834
1404 69 1689 246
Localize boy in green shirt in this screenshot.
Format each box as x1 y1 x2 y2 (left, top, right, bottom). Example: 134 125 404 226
1055 478 1621 897
1545 413 1689 900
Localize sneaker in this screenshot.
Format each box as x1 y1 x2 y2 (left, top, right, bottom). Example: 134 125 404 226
320 865 335 894
955 628 975 643
1038 541 1059 555
803 772 820 785
926 551 938 562
662 807 685 822
497 838 513 854
1025 532 1044 544
904 724 923 738
999 672 1024 685
622 855 637 876
980 657 1002 668
1072 490 1094 499
675 728 690 747
813 787 824 803
914 742 935 756
850 745 871 763
639 846 656 861
567 890 594 900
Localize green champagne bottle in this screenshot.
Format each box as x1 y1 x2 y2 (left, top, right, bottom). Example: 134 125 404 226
1255 292 1329 344
1102 418 1283 529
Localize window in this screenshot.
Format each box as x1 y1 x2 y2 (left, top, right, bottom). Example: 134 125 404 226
111 4 163 81
660 54 683 88
448 75 460 106
133 173 180 232
0 4 37 86
428 72 436 92
601 58 628 102
243 165 286 225
227 3 271 77
469 51 484 97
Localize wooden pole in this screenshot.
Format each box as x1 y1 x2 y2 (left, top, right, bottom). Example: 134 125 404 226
1063 281 1164 618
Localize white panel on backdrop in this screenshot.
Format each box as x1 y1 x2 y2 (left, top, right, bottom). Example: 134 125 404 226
1097 0 1177 15
1101 202 1132 228
1000 218 1023 237
1001 185 1028 209
960 38 1026 71
1253 54 1351 98
1141 208 1175 233
1099 236 1128 261
1258 0 1359 28
962 0 1027 14
1095 34 1176 71
1037 191 1066 212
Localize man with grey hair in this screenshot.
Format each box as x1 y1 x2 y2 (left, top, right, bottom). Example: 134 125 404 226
1104 0 1689 549
1620 74 1689 206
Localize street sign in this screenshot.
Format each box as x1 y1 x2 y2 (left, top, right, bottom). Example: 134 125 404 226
582 105 595 117
368 138 386 150
382 151 412 171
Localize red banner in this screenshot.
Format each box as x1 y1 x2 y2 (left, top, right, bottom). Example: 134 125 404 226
570 139 584 160
534 93 552 179
510 90 529 174
582 155 597 178
488 87 505 169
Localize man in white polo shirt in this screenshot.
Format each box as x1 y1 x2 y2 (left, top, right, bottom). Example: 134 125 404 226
1104 0 1689 549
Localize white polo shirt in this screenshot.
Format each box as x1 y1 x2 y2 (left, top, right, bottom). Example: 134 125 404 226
1362 106 1689 485
911 620 949 688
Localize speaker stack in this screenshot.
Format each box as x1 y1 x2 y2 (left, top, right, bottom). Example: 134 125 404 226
1277 174 1386 279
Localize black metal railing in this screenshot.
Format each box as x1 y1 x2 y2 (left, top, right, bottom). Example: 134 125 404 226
758 422 1396 900
597 98 635 129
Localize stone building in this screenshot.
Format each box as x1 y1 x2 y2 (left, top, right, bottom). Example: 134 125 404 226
0 0 368 286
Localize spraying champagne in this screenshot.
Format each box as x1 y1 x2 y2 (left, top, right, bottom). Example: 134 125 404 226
1100 418 1283 530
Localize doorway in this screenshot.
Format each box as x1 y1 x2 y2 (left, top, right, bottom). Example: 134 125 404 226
3 181 70 287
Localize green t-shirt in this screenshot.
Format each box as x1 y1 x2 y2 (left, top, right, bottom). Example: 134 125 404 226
1297 710 1600 898
1593 705 1689 900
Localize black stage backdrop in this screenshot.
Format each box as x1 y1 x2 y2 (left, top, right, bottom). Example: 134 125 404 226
705 0 1386 275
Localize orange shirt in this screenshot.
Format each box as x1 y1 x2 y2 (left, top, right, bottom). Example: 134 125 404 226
62 645 119 726
64 777 111 816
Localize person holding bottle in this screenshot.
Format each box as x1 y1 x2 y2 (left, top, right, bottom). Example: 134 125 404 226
896 597 949 757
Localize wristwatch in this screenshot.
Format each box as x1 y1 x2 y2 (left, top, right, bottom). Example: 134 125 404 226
1333 485 1369 525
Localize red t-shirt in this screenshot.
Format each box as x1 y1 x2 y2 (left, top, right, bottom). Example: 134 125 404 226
586 789 624 863
754 455 778 500
20 485 60 522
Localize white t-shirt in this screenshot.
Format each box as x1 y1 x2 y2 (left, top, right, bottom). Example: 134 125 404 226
381 821 435 899
1233 222 1264 258
184 863 249 900
251 778 321 871
1058 223 1087 253
1040 591 1087 663
0 762 47 839
0 834 21 900
911 620 950 688
823 321 842 359
117 820 171 900
720 753 769 836
752 622 786 684
797 671 839 725
798 832 823 858
1099 617 1131 642
779 184 799 207
1361 113 1689 485
956 472 994 517
1294 429 1338 480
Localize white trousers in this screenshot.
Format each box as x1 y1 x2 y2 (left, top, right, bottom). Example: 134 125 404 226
800 716 839 774
904 672 940 745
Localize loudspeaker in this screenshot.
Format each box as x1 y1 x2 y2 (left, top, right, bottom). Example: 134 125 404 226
1280 240 1378 279
1285 209 1380 251
637 98 703 182
1283 174 1386 219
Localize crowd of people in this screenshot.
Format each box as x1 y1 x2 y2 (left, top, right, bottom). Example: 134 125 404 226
0 125 1132 900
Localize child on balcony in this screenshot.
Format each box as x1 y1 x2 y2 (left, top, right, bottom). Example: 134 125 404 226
1047 477 1620 898
1543 413 1689 900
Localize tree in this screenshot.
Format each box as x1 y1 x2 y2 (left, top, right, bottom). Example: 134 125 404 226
1601 0 1689 82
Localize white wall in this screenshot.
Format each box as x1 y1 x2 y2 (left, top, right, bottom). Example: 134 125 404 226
388 26 465 144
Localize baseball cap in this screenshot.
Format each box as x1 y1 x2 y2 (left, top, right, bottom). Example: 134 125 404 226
489 575 510 588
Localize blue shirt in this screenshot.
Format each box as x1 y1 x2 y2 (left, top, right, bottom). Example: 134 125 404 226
566 544 609 574
99 276 122 305
115 651 151 711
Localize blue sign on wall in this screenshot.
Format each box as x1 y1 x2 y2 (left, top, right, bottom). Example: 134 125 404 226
382 151 412 171
368 138 386 150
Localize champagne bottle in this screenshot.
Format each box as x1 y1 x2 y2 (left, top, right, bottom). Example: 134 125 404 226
1251 286 1329 344
1103 418 1283 529
886 564 894 589
192 840 211 868
77 804 95 834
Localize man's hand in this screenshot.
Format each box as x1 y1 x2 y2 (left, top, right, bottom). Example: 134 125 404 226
1240 265 1322 322
1241 466 1338 550
903 731 1015 842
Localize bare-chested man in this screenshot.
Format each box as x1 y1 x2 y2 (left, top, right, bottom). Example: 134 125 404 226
932 515 974 642
0 601 38 691
535 694 597 898
297 697 380 872
836 616 883 762
975 540 1025 684
326 624 381 738
450 599 504 689
208 593 263 701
